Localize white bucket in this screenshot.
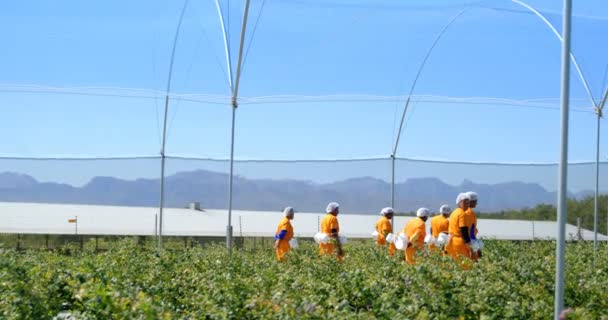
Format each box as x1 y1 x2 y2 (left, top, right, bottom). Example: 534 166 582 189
436 232 449 245
471 239 484 252
371 230 379 240
339 235 348 244
314 232 330 244
424 234 433 244
394 233 408 250
289 238 298 249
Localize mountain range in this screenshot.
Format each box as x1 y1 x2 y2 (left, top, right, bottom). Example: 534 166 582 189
0 170 589 213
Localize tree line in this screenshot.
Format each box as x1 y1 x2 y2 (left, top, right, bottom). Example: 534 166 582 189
477 195 608 236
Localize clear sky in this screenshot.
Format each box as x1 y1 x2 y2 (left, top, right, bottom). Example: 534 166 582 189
0 0 607 191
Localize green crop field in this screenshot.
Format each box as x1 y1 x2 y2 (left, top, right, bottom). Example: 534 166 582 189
1 239 607 319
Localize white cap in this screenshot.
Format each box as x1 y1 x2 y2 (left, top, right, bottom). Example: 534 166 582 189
456 193 471 205
416 207 430 217
439 204 451 215
283 207 294 217
380 207 394 216
466 191 478 201
326 202 340 213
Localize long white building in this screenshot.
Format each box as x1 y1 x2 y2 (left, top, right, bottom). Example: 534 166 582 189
0 202 606 241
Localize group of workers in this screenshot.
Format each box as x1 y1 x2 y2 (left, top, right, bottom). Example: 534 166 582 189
377 191 482 264
273 201 345 261
273 191 482 264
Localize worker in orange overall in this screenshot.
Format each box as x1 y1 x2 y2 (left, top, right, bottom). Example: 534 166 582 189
375 207 396 256
445 193 474 265
429 204 451 252
319 202 344 259
466 191 481 261
402 208 429 264
274 207 295 261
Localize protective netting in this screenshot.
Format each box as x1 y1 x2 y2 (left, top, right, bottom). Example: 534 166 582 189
2 1 606 97
0 158 160 205
1 157 605 212
0 0 607 237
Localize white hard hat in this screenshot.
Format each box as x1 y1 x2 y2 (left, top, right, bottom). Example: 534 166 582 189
456 193 471 205
439 204 451 215
466 191 478 201
326 202 340 213
283 207 295 216
416 207 430 217
380 207 394 216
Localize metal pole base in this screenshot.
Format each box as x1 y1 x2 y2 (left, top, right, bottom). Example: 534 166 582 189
226 225 233 253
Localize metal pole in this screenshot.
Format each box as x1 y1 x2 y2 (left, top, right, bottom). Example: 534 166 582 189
213 0 235 251
158 0 190 252
594 112 600 251
226 104 236 252
391 154 395 226
154 214 158 238
159 95 169 251
390 11 467 217
227 0 252 253
594 89 607 253
555 0 572 318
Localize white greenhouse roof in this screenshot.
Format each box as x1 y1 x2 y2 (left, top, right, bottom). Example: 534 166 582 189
0 202 606 241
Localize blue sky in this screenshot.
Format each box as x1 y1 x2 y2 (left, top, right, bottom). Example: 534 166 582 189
0 0 607 191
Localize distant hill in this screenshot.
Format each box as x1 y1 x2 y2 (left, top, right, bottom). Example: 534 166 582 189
0 170 577 213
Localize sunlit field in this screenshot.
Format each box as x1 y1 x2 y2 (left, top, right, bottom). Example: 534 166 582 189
1 239 607 319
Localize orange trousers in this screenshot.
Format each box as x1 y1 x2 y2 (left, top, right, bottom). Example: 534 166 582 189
276 241 290 261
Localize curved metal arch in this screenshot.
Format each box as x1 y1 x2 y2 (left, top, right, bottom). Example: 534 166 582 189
214 0 234 92
511 0 595 106
392 8 469 156
393 0 597 156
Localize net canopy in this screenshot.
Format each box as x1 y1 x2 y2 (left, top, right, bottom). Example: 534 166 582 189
0 0 607 215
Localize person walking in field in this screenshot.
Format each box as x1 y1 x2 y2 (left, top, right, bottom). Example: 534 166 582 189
319 202 344 259
429 204 451 252
466 191 481 260
445 193 474 264
274 207 295 261
402 208 429 264
375 207 396 256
